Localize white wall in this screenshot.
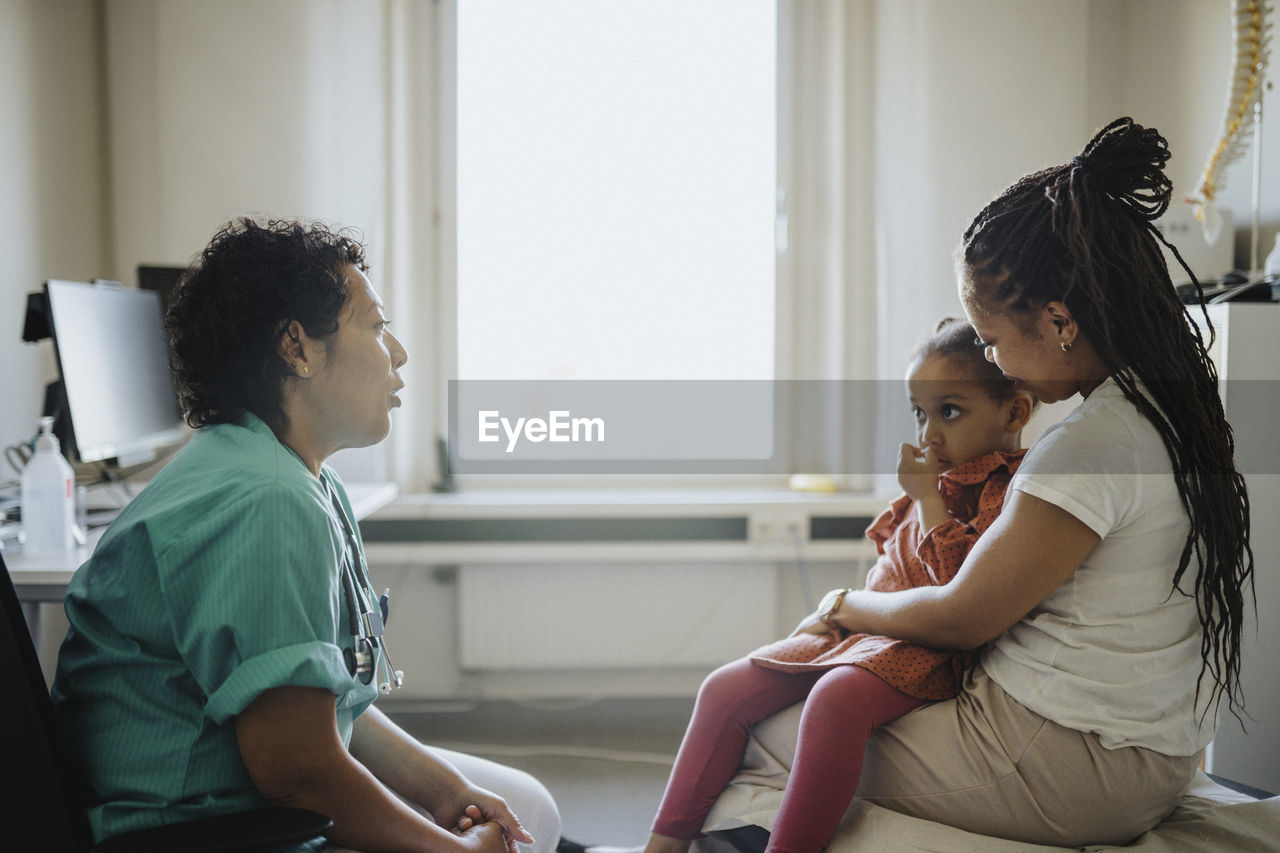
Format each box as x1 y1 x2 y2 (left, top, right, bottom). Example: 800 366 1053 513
0 0 402 482
0 0 109 460
1096 0 1279 274
868 0 1280 374
101 0 439 487
102 0 389 277
872 0 1093 377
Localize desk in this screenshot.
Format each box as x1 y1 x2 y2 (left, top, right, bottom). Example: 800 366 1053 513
6 481 399 602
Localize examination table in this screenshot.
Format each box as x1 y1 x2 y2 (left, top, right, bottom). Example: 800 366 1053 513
693 703 1280 852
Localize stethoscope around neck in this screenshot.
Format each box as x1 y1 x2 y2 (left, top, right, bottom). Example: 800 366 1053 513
326 483 404 694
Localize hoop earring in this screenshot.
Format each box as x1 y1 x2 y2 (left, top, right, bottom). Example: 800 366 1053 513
1061 342 1072 353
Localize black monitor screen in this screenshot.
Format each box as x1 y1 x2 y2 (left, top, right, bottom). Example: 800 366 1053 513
43 280 187 465
137 264 186 313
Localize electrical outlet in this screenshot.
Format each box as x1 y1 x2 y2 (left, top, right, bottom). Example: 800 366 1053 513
748 511 809 545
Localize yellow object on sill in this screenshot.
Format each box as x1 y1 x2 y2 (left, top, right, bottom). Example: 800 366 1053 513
789 473 839 493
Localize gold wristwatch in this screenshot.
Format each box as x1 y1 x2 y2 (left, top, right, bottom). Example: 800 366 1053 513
818 587 851 628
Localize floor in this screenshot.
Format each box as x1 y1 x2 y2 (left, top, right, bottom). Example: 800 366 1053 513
392 696 697 848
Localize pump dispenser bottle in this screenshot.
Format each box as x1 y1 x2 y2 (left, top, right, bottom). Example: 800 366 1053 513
1265 233 1280 280
21 416 75 552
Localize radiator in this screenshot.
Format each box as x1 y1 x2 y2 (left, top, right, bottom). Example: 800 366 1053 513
457 562 776 669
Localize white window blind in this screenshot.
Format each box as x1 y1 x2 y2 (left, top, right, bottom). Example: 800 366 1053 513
456 0 778 381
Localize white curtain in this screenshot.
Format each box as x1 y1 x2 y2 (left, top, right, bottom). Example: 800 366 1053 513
775 0 879 488
868 0 1101 488
779 0 1098 489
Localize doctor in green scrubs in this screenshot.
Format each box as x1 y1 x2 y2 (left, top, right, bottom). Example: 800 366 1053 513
52 218 559 853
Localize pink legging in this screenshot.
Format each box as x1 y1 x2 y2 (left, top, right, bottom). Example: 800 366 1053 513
652 658 927 853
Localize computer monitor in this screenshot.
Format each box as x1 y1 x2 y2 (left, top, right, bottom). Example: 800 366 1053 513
42 280 188 466
137 264 186 313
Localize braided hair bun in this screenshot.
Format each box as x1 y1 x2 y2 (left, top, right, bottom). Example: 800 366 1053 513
1069 117 1174 222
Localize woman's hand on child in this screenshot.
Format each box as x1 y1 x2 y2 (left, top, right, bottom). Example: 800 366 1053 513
897 443 942 502
789 610 839 638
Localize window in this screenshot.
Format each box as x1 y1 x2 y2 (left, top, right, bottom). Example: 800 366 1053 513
455 0 778 381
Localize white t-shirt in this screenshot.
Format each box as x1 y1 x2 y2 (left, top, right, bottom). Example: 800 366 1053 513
981 377 1217 756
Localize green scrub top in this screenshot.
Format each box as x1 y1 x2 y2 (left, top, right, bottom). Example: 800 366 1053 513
51 414 381 843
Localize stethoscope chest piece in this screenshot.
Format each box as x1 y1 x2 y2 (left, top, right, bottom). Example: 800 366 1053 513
345 641 376 684
327 481 405 693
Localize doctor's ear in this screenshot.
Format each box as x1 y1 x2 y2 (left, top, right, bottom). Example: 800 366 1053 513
277 320 311 378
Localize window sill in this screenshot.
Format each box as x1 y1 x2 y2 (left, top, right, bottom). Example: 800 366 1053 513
360 485 886 565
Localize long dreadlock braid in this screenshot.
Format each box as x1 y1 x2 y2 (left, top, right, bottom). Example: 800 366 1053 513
958 117 1253 722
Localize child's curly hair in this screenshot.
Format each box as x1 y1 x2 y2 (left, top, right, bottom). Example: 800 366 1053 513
911 316 1020 403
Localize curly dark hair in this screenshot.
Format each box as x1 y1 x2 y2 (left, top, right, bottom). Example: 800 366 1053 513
911 316 1020 403
957 117 1253 721
166 218 369 430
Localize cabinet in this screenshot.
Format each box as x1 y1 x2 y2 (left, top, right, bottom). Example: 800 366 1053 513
1197 304 1280 794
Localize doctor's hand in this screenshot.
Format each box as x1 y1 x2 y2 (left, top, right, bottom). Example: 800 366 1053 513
455 819 509 853
446 792 533 853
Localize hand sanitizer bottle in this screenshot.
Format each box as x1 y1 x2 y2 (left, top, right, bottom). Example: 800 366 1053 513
21 416 75 552
1264 233 1280 281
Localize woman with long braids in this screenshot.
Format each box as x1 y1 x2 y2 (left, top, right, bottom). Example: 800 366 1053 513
809 117 1253 847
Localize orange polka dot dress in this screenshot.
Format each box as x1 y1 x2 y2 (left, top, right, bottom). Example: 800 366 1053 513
750 449 1026 700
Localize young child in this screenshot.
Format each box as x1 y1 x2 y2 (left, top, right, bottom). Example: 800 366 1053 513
642 318 1036 853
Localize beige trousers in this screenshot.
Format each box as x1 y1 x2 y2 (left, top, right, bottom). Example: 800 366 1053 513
855 663 1201 846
